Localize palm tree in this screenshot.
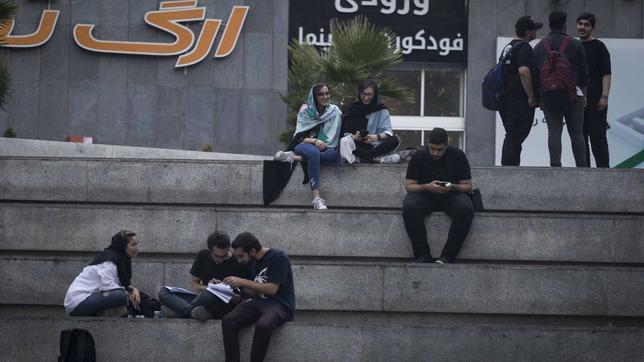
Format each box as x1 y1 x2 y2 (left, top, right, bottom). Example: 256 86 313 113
280 15 411 145
0 0 18 111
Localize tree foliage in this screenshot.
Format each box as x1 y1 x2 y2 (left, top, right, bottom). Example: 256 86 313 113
279 16 412 146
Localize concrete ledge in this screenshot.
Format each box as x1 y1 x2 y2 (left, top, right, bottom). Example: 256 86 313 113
1 317 643 361
1 157 642 212
0 137 271 161
2 258 644 317
2 204 643 263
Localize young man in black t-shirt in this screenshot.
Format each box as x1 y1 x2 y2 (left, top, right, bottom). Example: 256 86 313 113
158 232 249 320
499 16 542 166
402 128 474 264
222 232 295 362
577 12 612 167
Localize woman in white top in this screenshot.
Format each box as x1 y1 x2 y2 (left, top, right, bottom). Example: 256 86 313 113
64 230 141 316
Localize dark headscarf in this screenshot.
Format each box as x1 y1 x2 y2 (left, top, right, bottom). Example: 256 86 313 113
341 80 388 135
89 230 134 287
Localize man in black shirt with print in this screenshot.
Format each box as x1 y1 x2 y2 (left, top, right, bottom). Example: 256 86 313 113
499 16 542 166
577 12 612 167
402 128 474 264
222 231 295 362
158 232 249 320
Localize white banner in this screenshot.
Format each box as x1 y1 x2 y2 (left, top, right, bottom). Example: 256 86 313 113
494 37 644 168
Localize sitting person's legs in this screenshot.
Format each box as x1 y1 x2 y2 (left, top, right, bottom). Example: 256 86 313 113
319 148 339 165
222 300 290 362
371 135 400 158
294 143 321 189
352 141 376 163
70 289 128 316
189 290 235 319
222 301 264 361
402 192 437 259
250 301 291 362
437 193 474 262
158 288 196 318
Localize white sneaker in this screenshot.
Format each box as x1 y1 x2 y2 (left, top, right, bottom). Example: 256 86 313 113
274 151 295 162
380 153 401 164
312 197 328 210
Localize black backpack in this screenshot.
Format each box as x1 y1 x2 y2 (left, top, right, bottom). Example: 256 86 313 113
482 44 514 111
58 329 96 362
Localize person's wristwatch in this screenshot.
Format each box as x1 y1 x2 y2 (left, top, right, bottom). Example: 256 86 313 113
377 134 382 141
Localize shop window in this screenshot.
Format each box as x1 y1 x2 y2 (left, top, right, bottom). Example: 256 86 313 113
384 65 465 150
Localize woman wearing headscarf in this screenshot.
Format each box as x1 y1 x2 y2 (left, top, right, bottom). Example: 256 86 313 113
340 79 401 164
64 230 141 316
274 83 342 209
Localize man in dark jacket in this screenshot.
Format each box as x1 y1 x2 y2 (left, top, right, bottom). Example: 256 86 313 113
533 11 589 167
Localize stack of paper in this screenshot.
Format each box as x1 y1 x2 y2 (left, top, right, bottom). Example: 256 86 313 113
206 283 234 303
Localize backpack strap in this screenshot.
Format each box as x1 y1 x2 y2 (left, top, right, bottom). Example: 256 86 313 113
498 44 512 63
559 35 571 53
542 38 551 53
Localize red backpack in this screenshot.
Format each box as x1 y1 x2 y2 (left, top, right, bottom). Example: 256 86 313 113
540 36 576 108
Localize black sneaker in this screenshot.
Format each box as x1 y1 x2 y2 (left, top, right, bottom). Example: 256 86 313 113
435 257 450 264
414 256 435 263
190 306 213 321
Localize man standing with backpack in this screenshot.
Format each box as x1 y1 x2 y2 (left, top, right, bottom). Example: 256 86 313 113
498 16 542 166
534 11 589 167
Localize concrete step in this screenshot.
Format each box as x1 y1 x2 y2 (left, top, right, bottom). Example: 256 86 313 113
2 203 642 263
2 257 643 317
1 316 643 361
0 137 272 161
1 157 643 213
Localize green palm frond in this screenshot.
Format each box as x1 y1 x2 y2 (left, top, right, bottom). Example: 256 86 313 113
323 16 401 77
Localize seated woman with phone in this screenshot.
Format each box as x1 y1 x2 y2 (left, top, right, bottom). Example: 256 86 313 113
339 80 400 164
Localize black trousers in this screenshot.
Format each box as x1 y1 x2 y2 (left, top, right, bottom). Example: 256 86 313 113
499 97 535 166
353 135 400 162
222 299 292 362
402 192 474 261
584 108 610 168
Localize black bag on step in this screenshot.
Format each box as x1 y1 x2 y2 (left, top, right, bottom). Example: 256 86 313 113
467 189 484 212
58 328 96 362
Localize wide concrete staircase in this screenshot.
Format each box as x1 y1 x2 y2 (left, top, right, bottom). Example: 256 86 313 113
1 155 643 361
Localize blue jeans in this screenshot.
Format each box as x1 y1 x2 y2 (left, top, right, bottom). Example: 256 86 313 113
293 143 339 190
158 288 234 319
69 289 128 316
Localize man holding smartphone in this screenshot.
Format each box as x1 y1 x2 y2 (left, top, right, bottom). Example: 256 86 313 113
402 127 474 264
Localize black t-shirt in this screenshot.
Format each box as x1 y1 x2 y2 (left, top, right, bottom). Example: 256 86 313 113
582 39 611 106
250 248 295 316
189 249 250 285
502 40 534 97
405 147 471 191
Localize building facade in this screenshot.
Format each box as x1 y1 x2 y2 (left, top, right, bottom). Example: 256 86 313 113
1 0 643 165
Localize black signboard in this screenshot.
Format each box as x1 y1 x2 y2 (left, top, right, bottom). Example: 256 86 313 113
288 0 468 64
